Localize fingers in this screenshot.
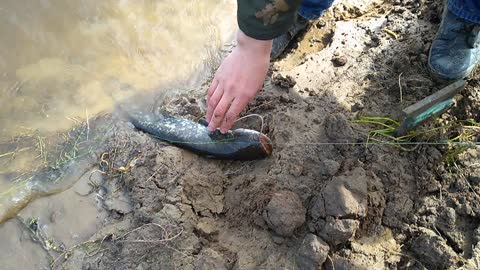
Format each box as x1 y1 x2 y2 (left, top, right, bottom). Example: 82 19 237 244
207 79 219 99
206 83 223 123
219 97 250 133
208 94 234 132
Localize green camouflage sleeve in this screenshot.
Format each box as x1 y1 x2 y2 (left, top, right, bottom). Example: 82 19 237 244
237 0 303 40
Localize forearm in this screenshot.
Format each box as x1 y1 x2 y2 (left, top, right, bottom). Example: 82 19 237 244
236 30 273 57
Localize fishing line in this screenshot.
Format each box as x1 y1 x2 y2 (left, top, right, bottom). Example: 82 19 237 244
148 138 480 146
272 141 480 146
235 114 265 134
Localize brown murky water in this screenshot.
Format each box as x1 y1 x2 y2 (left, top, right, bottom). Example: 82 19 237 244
0 0 235 138
0 0 236 268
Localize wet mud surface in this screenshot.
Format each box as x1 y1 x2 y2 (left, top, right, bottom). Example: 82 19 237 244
5 0 479 269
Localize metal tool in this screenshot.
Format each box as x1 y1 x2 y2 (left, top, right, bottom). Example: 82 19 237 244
394 80 467 136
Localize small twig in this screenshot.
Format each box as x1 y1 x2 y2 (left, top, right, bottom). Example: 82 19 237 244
383 28 399 39
116 223 169 240
432 225 442 237
0 147 31 158
118 229 183 244
85 108 90 141
90 169 107 175
146 164 166 182
84 234 112 257
398 72 403 104
247 101 274 114
327 254 335 270
165 244 190 258
464 177 480 199
51 229 115 268
50 239 101 268
65 116 82 125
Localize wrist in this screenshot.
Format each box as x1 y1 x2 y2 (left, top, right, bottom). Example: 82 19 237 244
236 30 273 57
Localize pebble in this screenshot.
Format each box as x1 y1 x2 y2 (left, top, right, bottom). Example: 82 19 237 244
271 235 285 245
351 102 364 112
331 55 348 67
316 19 326 28
263 190 306 236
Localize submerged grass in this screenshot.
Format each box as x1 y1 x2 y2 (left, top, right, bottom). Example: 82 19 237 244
0 114 113 225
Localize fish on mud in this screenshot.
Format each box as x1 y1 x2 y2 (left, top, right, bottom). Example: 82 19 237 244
127 111 273 160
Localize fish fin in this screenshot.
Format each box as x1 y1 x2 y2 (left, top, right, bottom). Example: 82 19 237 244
208 130 234 141
198 118 209 127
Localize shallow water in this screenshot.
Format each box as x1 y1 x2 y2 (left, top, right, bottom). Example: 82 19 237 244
0 0 235 138
0 171 107 270
0 0 236 268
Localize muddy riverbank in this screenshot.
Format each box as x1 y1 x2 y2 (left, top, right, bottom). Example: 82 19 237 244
60 0 480 269
2 0 480 269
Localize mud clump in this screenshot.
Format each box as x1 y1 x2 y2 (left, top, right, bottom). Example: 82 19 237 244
382 192 414 228
297 233 330 270
310 167 368 219
324 113 355 143
271 73 297 88
318 159 341 177
194 248 229 270
196 217 218 236
463 148 480 185
411 227 460 269
309 168 366 248
263 190 306 236
314 216 359 246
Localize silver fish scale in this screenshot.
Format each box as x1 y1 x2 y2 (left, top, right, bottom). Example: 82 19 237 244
132 112 211 143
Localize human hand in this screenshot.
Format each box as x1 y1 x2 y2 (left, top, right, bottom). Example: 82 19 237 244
206 30 272 133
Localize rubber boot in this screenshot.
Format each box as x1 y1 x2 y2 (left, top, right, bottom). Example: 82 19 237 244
270 16 309 60
428 8 480 81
